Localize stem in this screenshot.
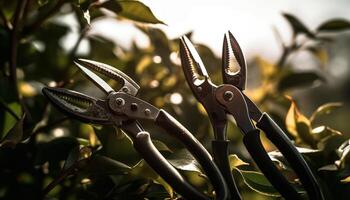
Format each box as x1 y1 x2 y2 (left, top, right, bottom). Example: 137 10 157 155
9 0 27 101
22 0 65 35
42 163 76 195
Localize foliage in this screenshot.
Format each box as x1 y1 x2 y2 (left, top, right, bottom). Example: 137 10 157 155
0 0 350 199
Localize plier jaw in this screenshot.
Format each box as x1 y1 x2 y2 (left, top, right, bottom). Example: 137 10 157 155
42 87 113 125
42 59 145 126
179 36 228 140
75 59 140 96
222 31 247 90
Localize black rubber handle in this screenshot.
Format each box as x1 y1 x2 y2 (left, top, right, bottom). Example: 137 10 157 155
212 140 242 200
155 109 229 200
133 131 208 200
243 129 302 200
256 113 324 200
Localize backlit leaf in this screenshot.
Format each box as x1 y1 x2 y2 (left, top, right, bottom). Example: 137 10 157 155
152 140 173 153
341 176 350 183
229 154 249 170
118 1 165 24
310 102 343 122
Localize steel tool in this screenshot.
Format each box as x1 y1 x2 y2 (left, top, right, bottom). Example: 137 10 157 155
42 59 228 200
179 31 324 200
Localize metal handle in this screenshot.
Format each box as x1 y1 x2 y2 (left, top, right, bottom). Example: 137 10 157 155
155 109 229 200
243 129 302 200
212 140 242 200
256 113 324 200
132 131 209 200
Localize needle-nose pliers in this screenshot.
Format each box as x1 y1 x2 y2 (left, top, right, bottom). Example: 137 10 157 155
179 31 324 200
42 59 229 200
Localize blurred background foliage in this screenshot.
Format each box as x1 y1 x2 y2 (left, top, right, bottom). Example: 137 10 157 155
1 0 350 199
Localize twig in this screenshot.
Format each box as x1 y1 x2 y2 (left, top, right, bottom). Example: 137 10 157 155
22 0 65 35
9 0 27 100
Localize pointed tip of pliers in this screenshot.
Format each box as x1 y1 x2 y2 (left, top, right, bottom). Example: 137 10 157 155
73 58 140 96
179 35 210 88
222 31 247 90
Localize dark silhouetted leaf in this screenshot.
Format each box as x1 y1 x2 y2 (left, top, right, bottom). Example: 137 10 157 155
0 114 25 148
317 19 350 32
282 13 314 38
118 1 165 24
278 72 325 91
63 146 80 170
83 155 131 175
130 159 173 198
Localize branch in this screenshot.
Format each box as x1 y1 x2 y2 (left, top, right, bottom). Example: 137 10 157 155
9 0 28 100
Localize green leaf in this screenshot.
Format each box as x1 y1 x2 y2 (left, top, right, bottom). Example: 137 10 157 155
167 149 204 176
38 0 49 6
0 114 25 148
118 1 165 24
278 72 325 91
1 102 22 136
317 19 350 32
312 126 342 142
229 154 249 171
35 137 80 165
282 13 314 38
236 169 281 197
98 0 122 13
152 140 173 153
318 164 338 171
83 155 131 175
310 102 343 122
63 146 80 170
130 159 173 198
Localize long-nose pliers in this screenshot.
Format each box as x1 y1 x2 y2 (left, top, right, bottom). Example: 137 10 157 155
179 31 324 200
42 59 229 200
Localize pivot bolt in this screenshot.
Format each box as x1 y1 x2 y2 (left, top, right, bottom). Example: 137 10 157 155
122 87 129 93
223 91 234 101
131 103 138 111
144 108 151 116
115 98 125 107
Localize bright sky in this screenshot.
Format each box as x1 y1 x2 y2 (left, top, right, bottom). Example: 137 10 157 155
85 0 350 62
